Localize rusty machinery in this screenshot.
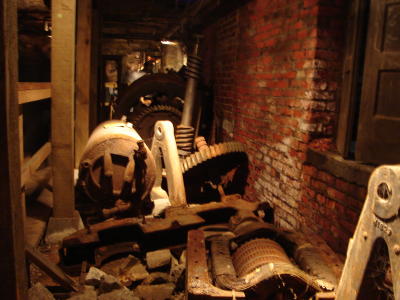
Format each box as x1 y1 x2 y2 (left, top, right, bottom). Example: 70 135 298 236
334 165 399 299
114 72 185 145
76 118 156 220
66 37 345 299
186 211 339 300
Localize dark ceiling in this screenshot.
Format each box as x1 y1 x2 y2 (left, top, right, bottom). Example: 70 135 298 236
18 0 247 43
99 0 202 41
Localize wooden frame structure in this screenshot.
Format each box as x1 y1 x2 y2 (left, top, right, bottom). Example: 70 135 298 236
0 1 28 299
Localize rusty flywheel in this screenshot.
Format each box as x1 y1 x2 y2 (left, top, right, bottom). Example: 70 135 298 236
130 104 182 147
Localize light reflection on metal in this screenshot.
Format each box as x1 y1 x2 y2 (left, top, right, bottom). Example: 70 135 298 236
161 40 177 45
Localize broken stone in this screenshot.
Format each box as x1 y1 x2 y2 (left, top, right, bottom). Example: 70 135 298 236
98 273 123 294
85 267 107 287
28 282 55 300
67 286 97 300
98 287 139 300
169 256 185 284
119 255 149 284
170 293 185 300
135 283 175 300
146 249 172 269
142 272 170 285
179 250 186 265
101 255 149 285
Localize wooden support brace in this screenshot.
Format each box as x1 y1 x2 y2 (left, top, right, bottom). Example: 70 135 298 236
0 0 28 298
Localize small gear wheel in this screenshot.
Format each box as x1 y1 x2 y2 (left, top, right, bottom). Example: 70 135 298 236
130 105 182 147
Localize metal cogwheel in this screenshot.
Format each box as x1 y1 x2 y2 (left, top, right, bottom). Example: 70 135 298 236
180 141 248 203
180 141 246 173
130 104 182 146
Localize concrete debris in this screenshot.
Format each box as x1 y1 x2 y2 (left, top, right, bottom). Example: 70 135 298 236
170 293 185 300
179 250 186 265
28 282 55 300
98 287 139 300
119 255 149 284
135 283 175 300
142 272 170 285
169 256 185 284
67 286 97 300
84 266 123 294
146 249 172 269
101 255 149 285
85 267 108 287
98 273 123 294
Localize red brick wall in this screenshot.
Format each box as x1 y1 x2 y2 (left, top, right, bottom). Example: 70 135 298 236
202 0 366 254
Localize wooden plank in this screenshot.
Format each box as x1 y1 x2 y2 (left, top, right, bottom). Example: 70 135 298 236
355 0 400 164
51 0 76 218
26 245 79 292
75 0 92 167
90 6 100 132
0 0 28 298
336 0 367 157
18 88 51 104
17 82 51 104
19 108 27 244
21 142 51 187
17 82 51 90
25 189 53 247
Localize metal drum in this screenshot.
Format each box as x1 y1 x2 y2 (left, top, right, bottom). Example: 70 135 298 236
76 119 156 218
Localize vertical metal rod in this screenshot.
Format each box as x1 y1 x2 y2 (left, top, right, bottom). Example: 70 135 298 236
181 37 202 127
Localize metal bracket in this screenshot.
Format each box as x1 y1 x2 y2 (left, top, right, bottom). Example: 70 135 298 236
336 165 400 299
150 121 187 210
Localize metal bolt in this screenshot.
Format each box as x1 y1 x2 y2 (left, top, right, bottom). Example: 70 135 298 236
394 244 400 255
362 231 368 240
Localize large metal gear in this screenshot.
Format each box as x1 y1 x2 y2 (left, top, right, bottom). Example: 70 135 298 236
180 141 248 203
115 73 185 119
130 104 182 147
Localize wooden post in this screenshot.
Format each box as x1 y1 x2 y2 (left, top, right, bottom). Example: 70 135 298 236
90 7 101 132
51 0 76 218
75 0 92 167
0 0 28 298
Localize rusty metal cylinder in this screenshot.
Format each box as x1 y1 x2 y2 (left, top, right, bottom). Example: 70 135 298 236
77 119 156 216
232 238 292 278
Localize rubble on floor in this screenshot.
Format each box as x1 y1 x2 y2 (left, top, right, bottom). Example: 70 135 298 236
64 248 186 300
28 282 55 300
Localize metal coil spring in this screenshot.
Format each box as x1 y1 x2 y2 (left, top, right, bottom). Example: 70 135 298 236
186 55 202 80
175 124 195 152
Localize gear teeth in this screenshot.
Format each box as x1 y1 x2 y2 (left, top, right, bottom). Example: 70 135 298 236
200 147 208 162
205 146 212 160
214 144 221 156
210 145 217 158
183 159 189 172
180 141 247 175
190 153 198 167
130 104 182 129
219 143 226 155
187 157 193 169
195 151 202 164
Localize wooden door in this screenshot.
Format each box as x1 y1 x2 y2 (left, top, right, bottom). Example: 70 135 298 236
356 0 400 164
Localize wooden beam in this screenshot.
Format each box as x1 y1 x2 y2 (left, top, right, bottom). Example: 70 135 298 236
17 82 51 104
75 0 92 167
90 7 100 132
21 142 51 187
51 0 76 218
26 245 79 292
0 0 28 298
